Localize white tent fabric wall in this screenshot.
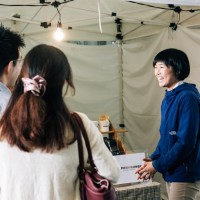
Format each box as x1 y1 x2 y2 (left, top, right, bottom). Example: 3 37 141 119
123 25 200 153
123 26 200 199
65 45 123 125
1 0 200 199
24 26 200 199
24 36 123 127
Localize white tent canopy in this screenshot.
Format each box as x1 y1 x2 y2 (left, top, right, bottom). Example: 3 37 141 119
133 0 200 6
1 0 200 41
0 1 200 198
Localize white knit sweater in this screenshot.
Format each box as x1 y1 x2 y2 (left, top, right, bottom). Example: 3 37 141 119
0 112 121 200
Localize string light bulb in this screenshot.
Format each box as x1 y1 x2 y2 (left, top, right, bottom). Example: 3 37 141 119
54 21 64 41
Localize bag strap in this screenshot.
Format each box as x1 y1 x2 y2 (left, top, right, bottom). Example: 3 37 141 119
74 115 84 178
72 112 97 173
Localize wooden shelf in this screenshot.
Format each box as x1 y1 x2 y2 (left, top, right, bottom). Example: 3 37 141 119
101 129 128 134
100 121 128 154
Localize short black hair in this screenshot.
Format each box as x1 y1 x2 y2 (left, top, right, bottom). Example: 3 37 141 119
153 48 190 80
0 25 25 76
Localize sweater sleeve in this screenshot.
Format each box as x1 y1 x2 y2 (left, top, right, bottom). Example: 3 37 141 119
77 112 121 183
152 94 199 174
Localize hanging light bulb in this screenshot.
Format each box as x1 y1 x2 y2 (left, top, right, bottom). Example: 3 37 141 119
54 22 64 41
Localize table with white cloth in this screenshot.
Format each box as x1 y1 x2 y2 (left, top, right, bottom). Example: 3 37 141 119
114 181 161 200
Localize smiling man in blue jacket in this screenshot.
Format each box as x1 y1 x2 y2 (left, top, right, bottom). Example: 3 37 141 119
136 48 200 200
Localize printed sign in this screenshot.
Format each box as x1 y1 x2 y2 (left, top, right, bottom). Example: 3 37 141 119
114 152 147 185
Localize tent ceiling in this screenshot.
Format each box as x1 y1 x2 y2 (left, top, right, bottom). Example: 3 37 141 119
0 0 200 41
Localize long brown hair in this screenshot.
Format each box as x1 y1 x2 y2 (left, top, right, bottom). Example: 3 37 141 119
0 44 78 152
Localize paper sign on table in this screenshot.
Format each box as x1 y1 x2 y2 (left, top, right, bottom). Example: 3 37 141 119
114 152 149 185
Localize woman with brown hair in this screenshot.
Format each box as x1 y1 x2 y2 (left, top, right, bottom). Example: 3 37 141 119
0 44 121 200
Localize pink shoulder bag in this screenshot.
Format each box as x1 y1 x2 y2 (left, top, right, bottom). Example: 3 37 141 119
72 112 118 200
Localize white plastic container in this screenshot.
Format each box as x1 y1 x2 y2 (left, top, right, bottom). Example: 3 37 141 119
99 120 110 132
